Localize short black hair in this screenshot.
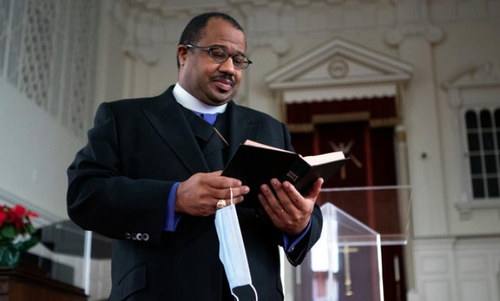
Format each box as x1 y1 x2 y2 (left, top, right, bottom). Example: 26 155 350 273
177 12 245 68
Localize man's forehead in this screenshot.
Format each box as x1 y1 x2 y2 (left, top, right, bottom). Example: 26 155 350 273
201 19 246 50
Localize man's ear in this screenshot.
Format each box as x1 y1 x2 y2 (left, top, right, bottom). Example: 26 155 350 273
177 45 188 66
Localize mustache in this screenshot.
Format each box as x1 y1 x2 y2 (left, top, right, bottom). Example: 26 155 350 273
212 74 235 87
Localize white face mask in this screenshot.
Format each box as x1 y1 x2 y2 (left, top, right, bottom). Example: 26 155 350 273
214 188 258 301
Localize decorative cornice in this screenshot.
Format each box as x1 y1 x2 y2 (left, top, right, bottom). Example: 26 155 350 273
109 0 398 64
385 23 444 46
109 0 495 64
110 1 179 65
442 61 500 109
246 37 291 56
443 61 500 89
122 0 232 17
384 0 444 46
265 37 413 98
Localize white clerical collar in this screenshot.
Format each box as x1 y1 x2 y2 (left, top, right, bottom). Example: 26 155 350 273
173 83 227 114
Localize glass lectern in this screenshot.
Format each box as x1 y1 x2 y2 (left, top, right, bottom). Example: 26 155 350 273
296 186 411 301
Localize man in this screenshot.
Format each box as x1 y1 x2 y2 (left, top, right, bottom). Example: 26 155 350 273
67 12 323 301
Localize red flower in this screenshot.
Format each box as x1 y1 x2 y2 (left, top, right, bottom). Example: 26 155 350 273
0 204 37 231
0 203 39 251
27 211 38 218
0 211 7 228
13 205 26 217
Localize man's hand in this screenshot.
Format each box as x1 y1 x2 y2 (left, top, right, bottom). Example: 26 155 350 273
258 178 323 236
176 171 250 216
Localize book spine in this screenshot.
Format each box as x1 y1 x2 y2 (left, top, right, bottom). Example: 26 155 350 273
280 158 313 193
294 170 320 194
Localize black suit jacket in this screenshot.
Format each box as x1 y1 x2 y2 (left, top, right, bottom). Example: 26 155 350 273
67 86 322 301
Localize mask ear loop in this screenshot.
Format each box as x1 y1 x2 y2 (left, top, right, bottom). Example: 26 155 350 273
231 292 239 301
228 187 259 301
230 285 259 301
250 284 259 301
230 187 234 205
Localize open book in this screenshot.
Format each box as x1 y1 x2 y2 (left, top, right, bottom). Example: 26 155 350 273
222 140 349 206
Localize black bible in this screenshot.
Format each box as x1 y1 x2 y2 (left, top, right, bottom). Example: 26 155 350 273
222 140 349 206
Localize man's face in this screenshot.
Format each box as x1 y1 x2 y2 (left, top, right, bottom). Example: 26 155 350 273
178 18 246 106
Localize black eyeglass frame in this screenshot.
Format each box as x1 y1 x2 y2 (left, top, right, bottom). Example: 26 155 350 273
185 44 252 70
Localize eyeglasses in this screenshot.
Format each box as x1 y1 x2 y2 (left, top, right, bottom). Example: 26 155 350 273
186 44 252 70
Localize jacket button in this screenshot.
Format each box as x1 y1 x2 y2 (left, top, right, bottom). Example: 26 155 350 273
143 233 149 241
136 233 143 241
125 233 131 240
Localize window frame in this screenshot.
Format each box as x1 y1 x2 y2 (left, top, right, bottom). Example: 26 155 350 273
444 62 500 217
462 107 500 201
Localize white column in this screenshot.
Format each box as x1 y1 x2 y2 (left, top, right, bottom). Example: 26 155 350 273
387 24 449 237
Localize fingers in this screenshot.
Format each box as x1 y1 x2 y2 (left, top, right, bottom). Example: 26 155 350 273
276 179 308 213
176 172 249 216
205 172 249 201
258 178 320 235
207 171 244 189
212 185 249 200
216 194 245 206
305 177 324 198
280 181 307 211
280 178 323 209
268 179 300 215
258 184 305 235
261 179 303 212
258 186 283 219
258 181 292 218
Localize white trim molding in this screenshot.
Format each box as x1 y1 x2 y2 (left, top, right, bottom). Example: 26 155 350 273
455 195 500 220
282 83 397 103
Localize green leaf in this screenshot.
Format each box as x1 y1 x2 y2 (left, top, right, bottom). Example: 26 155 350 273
13 236 39 252
1 225 16 239
25 224 36 235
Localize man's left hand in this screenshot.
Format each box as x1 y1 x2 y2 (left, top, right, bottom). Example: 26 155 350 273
258 178 323 236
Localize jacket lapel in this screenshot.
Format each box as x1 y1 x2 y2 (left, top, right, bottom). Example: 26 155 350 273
228 102 258 160
141 87 210 174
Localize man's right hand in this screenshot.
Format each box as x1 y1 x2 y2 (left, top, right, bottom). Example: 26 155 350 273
175 171 249 216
